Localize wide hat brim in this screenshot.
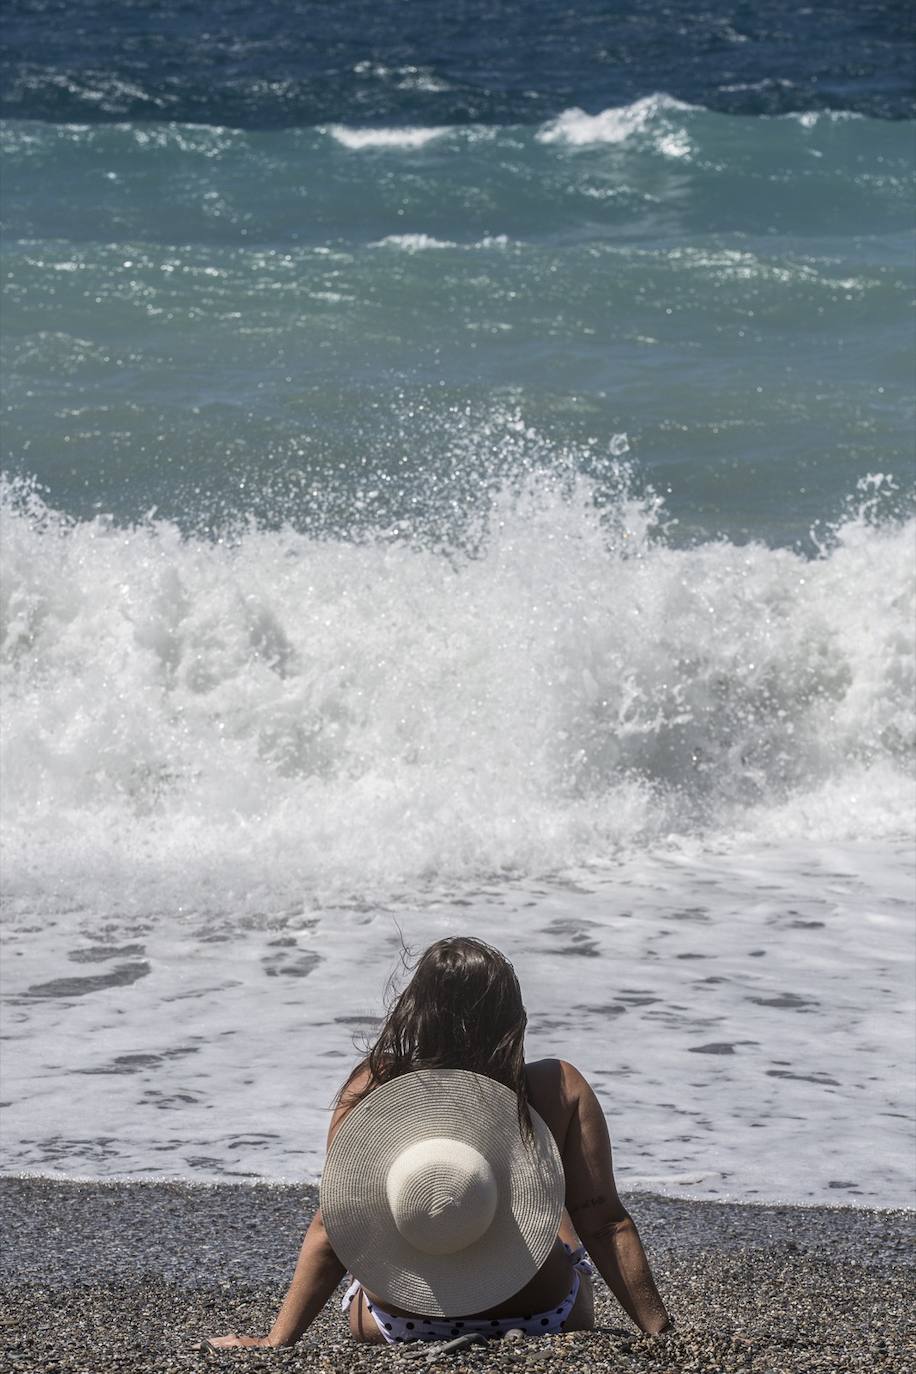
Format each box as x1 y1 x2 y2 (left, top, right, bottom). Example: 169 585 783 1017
320 1069 565 1318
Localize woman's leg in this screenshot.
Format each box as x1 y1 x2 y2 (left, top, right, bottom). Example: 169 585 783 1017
558 1209 595 1331
558 1207 581 1250
347 1288 388 1344
562 1270 595 1331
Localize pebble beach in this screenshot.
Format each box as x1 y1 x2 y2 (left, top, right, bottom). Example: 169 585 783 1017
2 1178 912 1374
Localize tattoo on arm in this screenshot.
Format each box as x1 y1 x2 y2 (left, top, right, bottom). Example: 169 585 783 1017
569 1194 606 1214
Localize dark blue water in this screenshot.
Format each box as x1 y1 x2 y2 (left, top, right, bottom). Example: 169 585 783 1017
2 0 914 127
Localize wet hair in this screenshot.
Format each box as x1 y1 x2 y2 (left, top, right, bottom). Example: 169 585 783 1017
341 936 531 1135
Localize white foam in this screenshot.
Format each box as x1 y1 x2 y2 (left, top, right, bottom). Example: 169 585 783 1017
370 233 514 252
370 233 459 251
324 124 454 150
1 844 912 1205
1 471 913 919
1 471 913 1204
537 95 696 152
786 110 863 129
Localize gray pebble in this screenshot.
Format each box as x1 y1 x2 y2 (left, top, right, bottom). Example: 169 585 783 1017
0 1178 913 1373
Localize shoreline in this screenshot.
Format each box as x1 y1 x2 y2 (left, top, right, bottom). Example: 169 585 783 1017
3 1168 909 1213
2 1178 912 1372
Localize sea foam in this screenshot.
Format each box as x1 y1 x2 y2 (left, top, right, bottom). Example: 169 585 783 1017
324 124 454 150
537 95 696 151
2 471 912 919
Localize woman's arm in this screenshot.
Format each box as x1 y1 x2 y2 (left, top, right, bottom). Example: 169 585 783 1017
576 1211 669 1335
559 1062 670 1335
265 1209 346 1345
208 1207 346 1348
209 1069 372 1348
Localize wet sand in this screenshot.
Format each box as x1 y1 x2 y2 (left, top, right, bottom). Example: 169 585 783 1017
1 1178 912 1372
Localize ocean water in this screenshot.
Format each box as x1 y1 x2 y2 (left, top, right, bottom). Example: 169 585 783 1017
1 1 914 1208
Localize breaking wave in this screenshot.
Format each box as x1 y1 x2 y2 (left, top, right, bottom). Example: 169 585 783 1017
2 467 912 917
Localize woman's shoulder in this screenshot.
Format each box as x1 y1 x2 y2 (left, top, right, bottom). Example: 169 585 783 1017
326 1060 374 1147
525 1057 589 1089
524 1058 592 1121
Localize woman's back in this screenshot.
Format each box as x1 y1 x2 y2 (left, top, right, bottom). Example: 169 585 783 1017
208 939 670 1349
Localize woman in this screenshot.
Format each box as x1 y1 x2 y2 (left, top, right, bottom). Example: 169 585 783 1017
209 936 670 1347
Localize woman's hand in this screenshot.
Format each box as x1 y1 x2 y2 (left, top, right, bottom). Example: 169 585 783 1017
205 1334 273 1348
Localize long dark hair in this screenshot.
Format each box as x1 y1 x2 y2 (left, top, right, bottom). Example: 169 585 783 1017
341 937 531 1135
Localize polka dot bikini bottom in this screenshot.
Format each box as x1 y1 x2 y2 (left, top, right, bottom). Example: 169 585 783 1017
341 1244 594 1344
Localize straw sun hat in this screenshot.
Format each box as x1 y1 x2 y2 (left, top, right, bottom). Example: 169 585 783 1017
320 1069 565 1318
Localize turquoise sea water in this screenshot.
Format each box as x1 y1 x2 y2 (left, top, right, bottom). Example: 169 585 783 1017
2 100 913 547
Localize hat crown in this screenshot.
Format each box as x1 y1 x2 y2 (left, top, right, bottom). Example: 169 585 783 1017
385 1137 498 1256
